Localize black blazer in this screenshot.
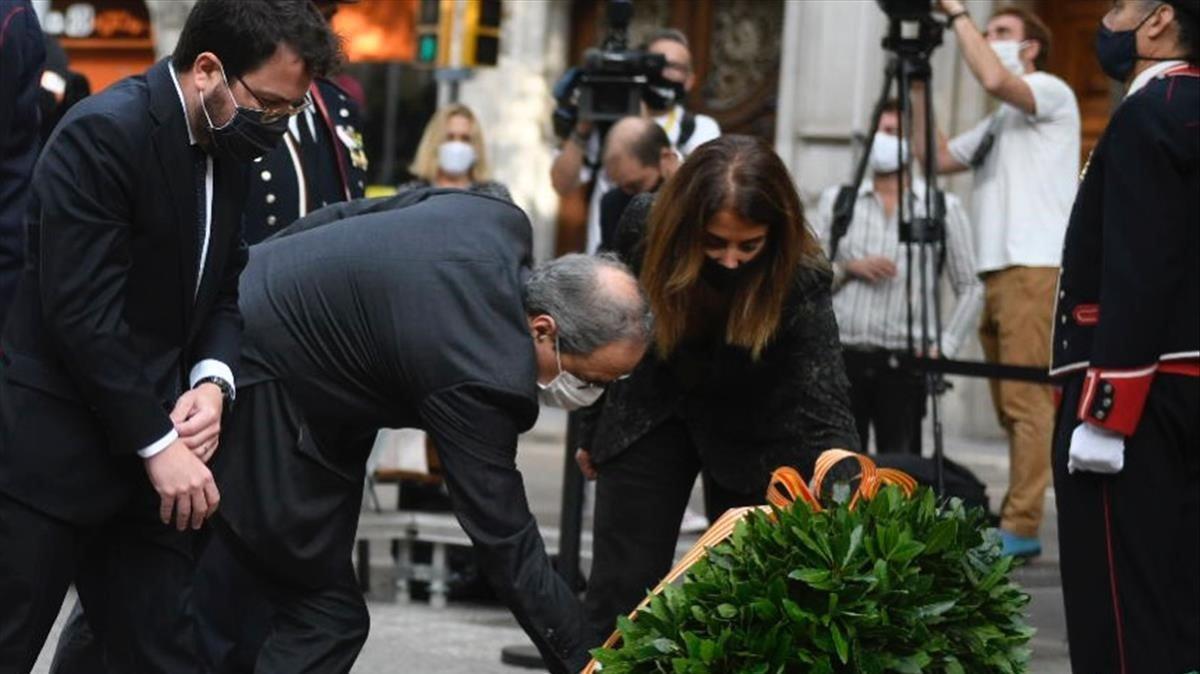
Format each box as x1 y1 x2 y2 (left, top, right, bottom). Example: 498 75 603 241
0 59 249 523
1050 64 1199 436
580 194 860 493
0 0 45 328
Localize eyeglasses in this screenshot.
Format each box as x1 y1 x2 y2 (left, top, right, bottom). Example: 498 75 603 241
235 76 312 123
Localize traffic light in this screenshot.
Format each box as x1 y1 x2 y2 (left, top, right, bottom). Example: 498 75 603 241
463 0 502 67
415 0 502 68
416 0 450 66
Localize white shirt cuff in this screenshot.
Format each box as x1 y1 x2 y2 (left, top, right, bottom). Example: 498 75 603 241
137 429 178 459
189 359 236 400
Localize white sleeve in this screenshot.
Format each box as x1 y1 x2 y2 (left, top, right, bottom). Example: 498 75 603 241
189 359 236 399
681 114 721 155
939 194 983 359
812 187 851 289
1026 73 1074 122
947 115 993 167
810 186 838 253
137 429 179 459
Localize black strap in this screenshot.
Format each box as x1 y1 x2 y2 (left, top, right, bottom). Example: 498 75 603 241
677 111 696 150
828 184 858 262
859 351 1053 384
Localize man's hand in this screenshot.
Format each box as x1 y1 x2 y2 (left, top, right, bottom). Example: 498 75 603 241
144 440 221 530
844 256 898 283
575 449 598 480
1067 423 1126 474
937 0 966 16
171 383 224 463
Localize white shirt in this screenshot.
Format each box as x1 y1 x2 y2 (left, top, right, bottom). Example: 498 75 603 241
1127 59 1187 98
812 179 983 358
948 71 1080 274
140 63 236 459
651 104 721 156
578 106 722 253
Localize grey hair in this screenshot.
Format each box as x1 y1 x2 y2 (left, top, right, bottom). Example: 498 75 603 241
523 253 652 355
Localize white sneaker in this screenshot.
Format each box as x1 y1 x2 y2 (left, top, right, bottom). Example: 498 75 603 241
679 508 709 534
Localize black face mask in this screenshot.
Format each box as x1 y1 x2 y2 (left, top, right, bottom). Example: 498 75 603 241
642 78 686 111
1094 6 1164 82
201 70 290 162
699 255 762 292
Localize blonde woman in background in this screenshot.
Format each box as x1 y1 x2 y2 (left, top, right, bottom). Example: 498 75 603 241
399 102 511 201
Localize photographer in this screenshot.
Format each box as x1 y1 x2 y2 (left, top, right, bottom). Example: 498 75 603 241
912 2 1080 559
640 29 721 156
549 28 720 254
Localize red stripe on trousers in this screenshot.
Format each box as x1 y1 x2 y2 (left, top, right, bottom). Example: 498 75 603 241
1103 482 1128 673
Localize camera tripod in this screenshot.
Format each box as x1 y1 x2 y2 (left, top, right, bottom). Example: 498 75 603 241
828 39 951 494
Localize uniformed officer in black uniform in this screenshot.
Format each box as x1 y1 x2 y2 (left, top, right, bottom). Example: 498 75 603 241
1050 1 1199 671
242 76 367 244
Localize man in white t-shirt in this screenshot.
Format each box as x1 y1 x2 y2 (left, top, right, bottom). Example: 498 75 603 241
913 2 1080 559
549 28 720 255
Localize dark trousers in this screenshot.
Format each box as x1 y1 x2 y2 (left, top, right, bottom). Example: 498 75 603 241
843 348 926 455
0 493 200 674
1054 374 1199 673
47 521 368 674
584 418 763 647
215 522 369 674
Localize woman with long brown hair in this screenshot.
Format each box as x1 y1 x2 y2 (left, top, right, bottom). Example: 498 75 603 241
578 134 859 645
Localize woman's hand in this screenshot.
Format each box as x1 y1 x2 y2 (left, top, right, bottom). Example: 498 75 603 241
575 449 598 480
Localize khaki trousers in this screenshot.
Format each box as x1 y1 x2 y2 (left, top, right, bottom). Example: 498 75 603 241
978 266 1057 538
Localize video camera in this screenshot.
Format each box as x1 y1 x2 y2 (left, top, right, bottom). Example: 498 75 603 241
876 0 943 61
552 0 667 139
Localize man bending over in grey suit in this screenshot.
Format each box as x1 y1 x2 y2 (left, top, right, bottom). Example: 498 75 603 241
216 188 649 673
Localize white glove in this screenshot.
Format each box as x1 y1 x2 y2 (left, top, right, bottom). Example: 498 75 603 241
1067 423 1126 474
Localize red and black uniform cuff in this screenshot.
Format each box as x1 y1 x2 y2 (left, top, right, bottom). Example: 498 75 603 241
1077 366 1155 436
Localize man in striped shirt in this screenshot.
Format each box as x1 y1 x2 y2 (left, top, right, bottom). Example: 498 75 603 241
812 100 983 456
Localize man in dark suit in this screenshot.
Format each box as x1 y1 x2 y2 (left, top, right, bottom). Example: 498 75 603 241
198 189 649 674
1050 1 1199 671
0 1 340 671
0 0 44 329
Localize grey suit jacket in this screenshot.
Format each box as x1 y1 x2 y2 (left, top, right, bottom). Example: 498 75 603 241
214 190 591 672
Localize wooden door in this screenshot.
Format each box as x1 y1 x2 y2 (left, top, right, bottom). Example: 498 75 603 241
1036 0 1117 159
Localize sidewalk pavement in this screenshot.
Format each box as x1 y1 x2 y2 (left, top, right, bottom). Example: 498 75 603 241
33 408 1071 673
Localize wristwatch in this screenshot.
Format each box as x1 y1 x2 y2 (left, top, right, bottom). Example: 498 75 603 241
946 11 970 27
195 376 234 413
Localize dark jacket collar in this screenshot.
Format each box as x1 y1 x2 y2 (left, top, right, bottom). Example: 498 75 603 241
146 58 193 142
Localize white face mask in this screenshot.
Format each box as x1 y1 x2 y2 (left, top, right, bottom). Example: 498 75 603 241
869 132 909 174
990 40 1027 75
537 335 606 411
437 140 476 176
